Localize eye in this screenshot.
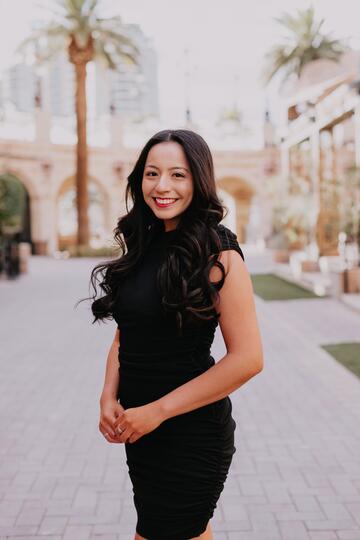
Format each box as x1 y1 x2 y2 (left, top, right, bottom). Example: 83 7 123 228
173 172 185 178
145 171 157 177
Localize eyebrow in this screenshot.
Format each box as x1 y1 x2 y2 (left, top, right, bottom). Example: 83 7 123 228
145 165 189 172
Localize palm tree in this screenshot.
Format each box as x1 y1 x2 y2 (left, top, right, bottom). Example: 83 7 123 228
19 0 139 248
262 5 348 87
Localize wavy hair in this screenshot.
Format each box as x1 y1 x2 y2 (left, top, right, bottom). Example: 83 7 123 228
83 129 229 335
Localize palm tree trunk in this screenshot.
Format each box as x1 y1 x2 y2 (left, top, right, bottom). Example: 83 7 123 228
74 60 90 247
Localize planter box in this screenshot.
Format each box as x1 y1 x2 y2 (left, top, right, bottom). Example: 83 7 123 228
19 242 31 273
345 267 360 293
274 249 290 263
301 260 320 272
329 270 345 298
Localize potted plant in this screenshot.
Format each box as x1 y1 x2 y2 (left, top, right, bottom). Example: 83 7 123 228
268 201 291 262
269 192 312 263
0 174 27 276
340 165 360 293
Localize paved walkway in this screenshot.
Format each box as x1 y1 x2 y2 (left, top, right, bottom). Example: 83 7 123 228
0 251 359 540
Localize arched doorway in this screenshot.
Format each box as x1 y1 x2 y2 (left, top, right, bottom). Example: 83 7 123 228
0 173 33 249
217 176 255 243
56 176 107 250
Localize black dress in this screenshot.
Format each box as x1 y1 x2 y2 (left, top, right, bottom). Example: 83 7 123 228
112 223 245 540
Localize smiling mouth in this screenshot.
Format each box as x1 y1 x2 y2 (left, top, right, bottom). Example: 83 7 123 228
153 197 179 207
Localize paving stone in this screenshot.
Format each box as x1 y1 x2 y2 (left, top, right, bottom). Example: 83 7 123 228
63 524 92 539
0 525 38 536
309 533 337 540
37 516 68 535
213 533 229 540
337 531 360 540
279 520 311 539
15 509 45 526
305 520 359 531
3 537 62 540
228 532 281 540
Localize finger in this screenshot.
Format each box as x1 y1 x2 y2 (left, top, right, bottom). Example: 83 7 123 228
99 421 116 439
102 431 123 444
118 427 134 444
128 432 140 444
114 423 126 436
113 416 125 430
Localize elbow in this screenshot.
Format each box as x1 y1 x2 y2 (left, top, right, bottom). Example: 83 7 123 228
254 356 264 374
247 356 263 377
236 351 264 378
252 343 264 374
253 348 264 373
228 348 264 381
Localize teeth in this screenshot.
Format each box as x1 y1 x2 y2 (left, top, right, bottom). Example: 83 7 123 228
155 198 177 204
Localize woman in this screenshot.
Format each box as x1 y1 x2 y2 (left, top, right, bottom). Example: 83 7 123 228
89 129 263 540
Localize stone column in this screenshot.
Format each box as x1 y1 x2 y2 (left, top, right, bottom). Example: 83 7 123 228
110 114 125 151
35 109 51 144
310 127 322 250
280 143 290 198
354 102 360 167
31 194 52 255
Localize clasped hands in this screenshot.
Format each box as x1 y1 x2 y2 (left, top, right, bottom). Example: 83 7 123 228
99 398 166 444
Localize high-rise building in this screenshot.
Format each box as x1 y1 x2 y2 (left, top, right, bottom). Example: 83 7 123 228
3 63 36 113
97 23 159 120
1 23 158 122
47 52 75 116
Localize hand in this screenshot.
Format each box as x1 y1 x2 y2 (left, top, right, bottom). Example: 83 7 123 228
113 402 165 444
99 396 125 444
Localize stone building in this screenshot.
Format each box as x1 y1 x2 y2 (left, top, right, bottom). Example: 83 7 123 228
279 50 360 255
0 109 279 255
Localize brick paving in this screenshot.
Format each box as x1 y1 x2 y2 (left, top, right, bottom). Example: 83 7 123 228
0 252 359 540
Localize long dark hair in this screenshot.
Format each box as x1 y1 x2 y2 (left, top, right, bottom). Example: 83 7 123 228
84 129 229 335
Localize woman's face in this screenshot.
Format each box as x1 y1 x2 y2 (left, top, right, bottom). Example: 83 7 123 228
142 141 194 230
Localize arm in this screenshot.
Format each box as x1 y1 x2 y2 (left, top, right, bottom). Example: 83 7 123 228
113 249 264 444
100 328 120 403
156 249 264 421
99 328 124 443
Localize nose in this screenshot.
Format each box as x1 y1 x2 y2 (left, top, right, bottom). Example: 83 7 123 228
156 174 172 192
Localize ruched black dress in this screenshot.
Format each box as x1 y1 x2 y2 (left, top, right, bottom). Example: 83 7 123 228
112 223 245 540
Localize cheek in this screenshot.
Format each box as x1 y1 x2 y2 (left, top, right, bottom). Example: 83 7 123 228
187 187 194 202
142 179 151 195
182 182 194 201
181 187 194 207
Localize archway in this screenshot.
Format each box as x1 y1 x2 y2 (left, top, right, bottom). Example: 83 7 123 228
217 176 255 243
56 176 108 250
0 172 33 249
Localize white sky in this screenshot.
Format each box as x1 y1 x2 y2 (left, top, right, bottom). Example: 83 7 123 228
0 0 359 148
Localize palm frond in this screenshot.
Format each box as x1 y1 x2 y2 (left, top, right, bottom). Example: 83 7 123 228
94 41 117 69
17 24 69 57
18 0 139 70
263 5 349 86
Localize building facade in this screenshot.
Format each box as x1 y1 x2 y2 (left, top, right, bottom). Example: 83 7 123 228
0 110 279 255
279 50 360 256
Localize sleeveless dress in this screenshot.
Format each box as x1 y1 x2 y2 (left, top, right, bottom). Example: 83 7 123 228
112 223 245 540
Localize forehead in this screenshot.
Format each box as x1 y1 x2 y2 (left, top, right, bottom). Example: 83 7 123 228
145 141 188 165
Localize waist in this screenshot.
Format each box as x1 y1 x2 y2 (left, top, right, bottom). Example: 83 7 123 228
119 348 215 370
118 327 214 356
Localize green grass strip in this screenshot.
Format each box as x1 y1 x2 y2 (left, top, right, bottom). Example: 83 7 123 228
321 342 360 378
251 273 321 300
